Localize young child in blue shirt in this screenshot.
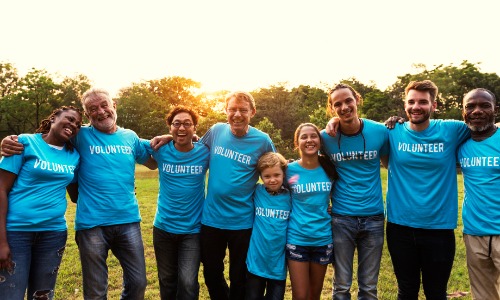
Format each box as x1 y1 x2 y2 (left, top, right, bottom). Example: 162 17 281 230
246 152 292 300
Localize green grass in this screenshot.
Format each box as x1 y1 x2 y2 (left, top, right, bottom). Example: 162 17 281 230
55 166 471 299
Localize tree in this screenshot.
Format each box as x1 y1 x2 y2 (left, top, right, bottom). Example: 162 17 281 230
18 68 60 127
116 76 209 139
0 62 19 98
58 74 91 109
254 117 294 159
386 61 500 120
116 83 166 139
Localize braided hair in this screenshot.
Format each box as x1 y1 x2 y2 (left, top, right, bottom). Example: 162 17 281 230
35 106 82 152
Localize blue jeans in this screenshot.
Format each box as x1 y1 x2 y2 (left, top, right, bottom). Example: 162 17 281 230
386 222 455 300
75 222 147 300
153 227 200 300
245 271 286 300
200 225 252 300
0 230 67 300
331 214 384 300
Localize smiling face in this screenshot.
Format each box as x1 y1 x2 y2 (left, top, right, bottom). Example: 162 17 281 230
329 87 360 124
170 112 195 151
405 89 436 130
463 90 497 132
295 125 321 158
84 93 117 133
226 96 256 137
49 109 82 144
260 165 285 193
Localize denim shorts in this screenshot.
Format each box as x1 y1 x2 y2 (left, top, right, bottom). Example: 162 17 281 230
285 243 333 265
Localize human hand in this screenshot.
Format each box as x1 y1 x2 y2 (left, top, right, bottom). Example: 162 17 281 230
0 242 13 272
1 135 23 156
384 116 405 129
150 135 173 151
325 118 340 137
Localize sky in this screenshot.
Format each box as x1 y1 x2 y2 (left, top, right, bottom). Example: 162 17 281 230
2 0 499 97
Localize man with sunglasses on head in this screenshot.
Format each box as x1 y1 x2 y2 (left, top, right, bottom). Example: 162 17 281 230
323 83 389 300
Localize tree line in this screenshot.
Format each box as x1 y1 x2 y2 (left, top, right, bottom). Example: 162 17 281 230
1 60 499 159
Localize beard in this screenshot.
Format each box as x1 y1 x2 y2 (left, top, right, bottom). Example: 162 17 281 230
465 114 495 132
406 110 431 125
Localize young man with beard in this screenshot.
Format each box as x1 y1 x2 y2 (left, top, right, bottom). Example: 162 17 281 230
385 80 470 299
1 88 157 300
457 88 500 300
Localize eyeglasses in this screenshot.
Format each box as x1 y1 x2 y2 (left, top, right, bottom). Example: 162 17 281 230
227 108 250 115
171 121 193 128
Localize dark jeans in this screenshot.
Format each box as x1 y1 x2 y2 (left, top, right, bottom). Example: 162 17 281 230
245 271 286 300
75 222 147 300
386 222 455 300
0 231 67 300
153 227 200 300
200 225 252 300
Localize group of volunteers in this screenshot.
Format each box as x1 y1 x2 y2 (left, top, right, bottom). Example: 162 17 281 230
0 79 498 300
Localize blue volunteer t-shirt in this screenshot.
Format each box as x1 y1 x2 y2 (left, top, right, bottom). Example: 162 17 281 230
386 120 469 229
200 123 275 230
458 130 500 236
321 119 389 216
144 141 209 234
0 134 79 231
246 184 291 280
286 161 333 246
73 126 150 230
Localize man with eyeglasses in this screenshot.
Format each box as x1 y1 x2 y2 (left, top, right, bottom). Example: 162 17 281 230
144 105 209 300
151 91 275 300
323 83 389 300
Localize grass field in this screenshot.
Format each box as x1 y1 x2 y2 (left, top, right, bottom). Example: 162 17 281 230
55 165 471 299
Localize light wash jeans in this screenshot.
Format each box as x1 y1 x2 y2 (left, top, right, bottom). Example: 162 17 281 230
75 222 147 300
153 226 200 300
0 230 67 300
331 214 384 300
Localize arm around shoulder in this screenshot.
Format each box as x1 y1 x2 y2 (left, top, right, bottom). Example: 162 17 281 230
1 135 24 156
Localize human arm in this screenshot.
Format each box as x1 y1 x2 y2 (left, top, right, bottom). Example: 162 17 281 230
150 135 173 151
142 156 158 170
325 117 340 137
380 155 389 169
0 169 16 271
1 135 24 156
66 183 79 204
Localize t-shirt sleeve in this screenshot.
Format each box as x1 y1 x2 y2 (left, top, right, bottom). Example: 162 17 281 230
199 124 216 149
134 136 151 164
0 135 26 175
380 127 390 156
455 120 471 144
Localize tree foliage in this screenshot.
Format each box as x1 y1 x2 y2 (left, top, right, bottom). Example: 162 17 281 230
2 61 500 146
0 64 90 136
